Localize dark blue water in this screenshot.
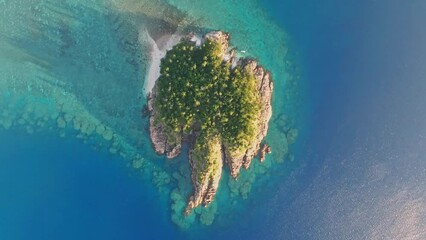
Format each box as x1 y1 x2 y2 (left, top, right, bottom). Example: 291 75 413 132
0 129 183 240
1 0 426 239
205 0 426 239
253 0 426 239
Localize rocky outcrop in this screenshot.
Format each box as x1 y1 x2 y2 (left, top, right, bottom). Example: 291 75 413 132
147 87 182 159
224 59 274 177
242 60 274 169
259 144 272 163
202 32 274 178
147 31 273 215
184 136 223 215
205 31 230 57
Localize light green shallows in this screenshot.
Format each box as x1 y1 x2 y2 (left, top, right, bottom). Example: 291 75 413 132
0 0 299 228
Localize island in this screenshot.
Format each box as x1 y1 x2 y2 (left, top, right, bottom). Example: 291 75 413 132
147 31 273 215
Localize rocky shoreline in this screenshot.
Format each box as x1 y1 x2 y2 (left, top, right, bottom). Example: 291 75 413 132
147 31 273 215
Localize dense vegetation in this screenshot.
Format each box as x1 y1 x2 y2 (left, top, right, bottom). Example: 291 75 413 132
155 39 261 153
191 133 222 182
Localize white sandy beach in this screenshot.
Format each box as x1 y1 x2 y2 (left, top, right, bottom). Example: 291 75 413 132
140 30 182 95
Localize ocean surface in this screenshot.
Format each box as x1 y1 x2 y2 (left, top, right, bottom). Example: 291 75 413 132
1 0 425 239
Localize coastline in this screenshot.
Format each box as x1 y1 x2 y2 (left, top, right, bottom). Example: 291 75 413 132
142 30 183 95
0 0 303 234
148 31 274 216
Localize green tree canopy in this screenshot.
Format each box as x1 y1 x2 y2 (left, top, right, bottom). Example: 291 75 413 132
155 39 261 152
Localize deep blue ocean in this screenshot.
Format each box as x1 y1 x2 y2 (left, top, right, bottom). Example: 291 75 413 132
1 0 426 239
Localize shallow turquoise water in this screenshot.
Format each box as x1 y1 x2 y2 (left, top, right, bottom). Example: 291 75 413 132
0 0 302 237
3 0 425 239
